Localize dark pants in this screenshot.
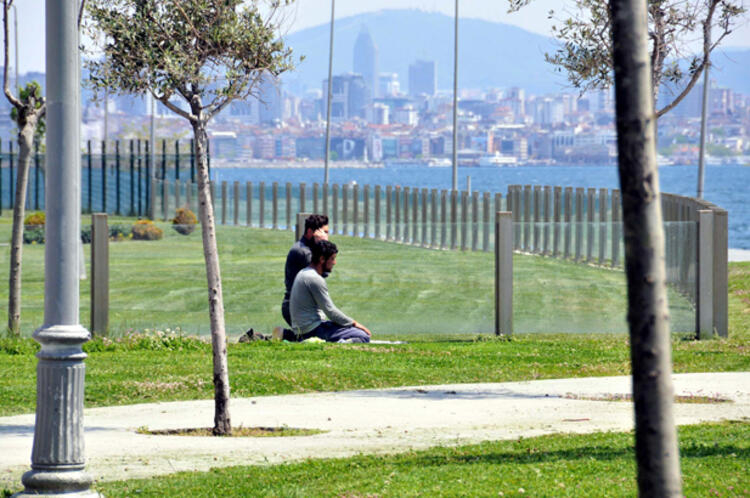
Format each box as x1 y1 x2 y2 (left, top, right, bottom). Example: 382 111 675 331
280 301 299 341
307 321 370 343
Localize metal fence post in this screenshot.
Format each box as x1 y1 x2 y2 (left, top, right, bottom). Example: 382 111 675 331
450 189 457 250
611 189 621 267
286 182 292 230
91 213 109 336
412 187 419 244
421 188 428 247
272 182 279 229
299 182 306 214
402 187 409 243
461 190 468 251
363 185 370 238
353 184 359 237
495 211 513 336
575 187 584 261
395 186 401 242
313 182 320 215
332 184 339 234
599 188 608 264
587 188 596 262
697 209 714 339
220 181 227 225
431 189 438 248
564 187 573 259
251 182 253 227
101 141 107 213
441 190 447 249
532 185 541 253
482 192 490 252
375 185 381 239
543 186 551 255
233 181 240 226
713 209 728 337
322 182 329 217
523 185 532 251
553 186 561 257
342 184 349 236
259 181 265 228
114 140 120 215
296 212 311 241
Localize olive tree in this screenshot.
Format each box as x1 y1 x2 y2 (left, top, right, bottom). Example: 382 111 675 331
3 0 46 336
509 0 745 118
85 0 295 435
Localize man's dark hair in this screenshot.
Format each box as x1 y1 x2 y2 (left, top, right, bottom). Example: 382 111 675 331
310 239 338 264
305 214 329 233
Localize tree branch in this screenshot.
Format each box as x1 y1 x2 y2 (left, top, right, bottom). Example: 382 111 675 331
3 0 21 108
152 89 196 122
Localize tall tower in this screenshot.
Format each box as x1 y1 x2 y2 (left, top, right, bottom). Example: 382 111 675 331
353 26 378 101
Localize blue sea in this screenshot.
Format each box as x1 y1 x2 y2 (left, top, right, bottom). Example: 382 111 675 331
212 164 750 250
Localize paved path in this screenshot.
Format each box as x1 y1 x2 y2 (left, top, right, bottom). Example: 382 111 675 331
1 372 748 489
729 248 750 262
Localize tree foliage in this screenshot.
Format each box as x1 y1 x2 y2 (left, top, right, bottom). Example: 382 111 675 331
508 0 746 117
85 0 295 124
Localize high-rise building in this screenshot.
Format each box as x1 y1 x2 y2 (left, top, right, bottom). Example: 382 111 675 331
353 26 378 100
322 74 368 121
408 60 437 97
378 73 400 97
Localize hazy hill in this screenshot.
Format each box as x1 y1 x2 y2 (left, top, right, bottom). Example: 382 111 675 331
281 9 750 97
281 9 566 96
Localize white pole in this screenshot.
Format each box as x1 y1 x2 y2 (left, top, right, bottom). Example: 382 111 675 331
19 0 95 495
323 0 335 185
451 0 458 191
697 61 710 199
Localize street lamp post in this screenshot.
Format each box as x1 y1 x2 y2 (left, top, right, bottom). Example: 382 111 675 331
323 0 335 185
452 0 458 191
15 0 95 496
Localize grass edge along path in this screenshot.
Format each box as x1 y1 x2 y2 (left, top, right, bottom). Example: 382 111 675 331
1 330 749 417
73 420 749 497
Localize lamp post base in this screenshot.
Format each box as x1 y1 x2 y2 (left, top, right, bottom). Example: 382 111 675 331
14 468 98 497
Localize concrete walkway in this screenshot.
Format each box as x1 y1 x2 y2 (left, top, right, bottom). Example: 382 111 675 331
729 248 750 262
1 372 748 489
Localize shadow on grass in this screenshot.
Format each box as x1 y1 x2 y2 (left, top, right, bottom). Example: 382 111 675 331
394 441 749 468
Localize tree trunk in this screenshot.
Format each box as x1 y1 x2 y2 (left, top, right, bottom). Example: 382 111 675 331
610 0 682 496
7 122 36 335
192 121 231 436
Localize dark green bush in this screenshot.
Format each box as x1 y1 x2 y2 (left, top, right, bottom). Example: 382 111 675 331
22 226 45 244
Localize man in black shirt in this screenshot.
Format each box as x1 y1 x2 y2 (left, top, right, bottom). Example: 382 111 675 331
277 214 330 339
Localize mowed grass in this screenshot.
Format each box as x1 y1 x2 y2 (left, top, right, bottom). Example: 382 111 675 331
0 218 748 417
0 216 694 336
92 421 749 497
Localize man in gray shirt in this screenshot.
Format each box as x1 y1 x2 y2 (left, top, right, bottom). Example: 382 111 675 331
281 214 329 327
290 239 372 343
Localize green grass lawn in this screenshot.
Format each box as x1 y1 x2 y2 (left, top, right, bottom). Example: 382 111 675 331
1 218 748 496
87 420 747 497
0 217 695 336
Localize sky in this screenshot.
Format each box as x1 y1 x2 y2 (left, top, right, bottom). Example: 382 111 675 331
4 0 750 75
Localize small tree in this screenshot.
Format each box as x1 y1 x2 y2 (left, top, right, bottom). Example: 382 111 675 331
4 0 46 336
508 0 745 118
85 0 295 435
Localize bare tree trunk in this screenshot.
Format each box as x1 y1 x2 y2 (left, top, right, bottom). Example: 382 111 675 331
610 0 682 496
192 120 231 436
7 122 36 335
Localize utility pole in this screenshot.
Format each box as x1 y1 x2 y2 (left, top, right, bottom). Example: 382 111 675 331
323 0 335 185
16 0 95 495
451 0 458 191
697 28 711 199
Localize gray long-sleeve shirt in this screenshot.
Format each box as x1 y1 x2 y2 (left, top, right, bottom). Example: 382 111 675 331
290 267 353 334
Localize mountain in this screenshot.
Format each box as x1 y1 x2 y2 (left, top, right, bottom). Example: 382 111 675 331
281 9 566 96
280 9 750 97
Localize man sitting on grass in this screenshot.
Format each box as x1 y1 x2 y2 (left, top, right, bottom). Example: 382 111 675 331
290 239 372 343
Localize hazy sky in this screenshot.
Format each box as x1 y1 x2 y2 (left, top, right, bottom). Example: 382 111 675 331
4 0 750 74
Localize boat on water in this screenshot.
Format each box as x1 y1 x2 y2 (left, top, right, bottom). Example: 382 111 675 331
478 152 517 167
